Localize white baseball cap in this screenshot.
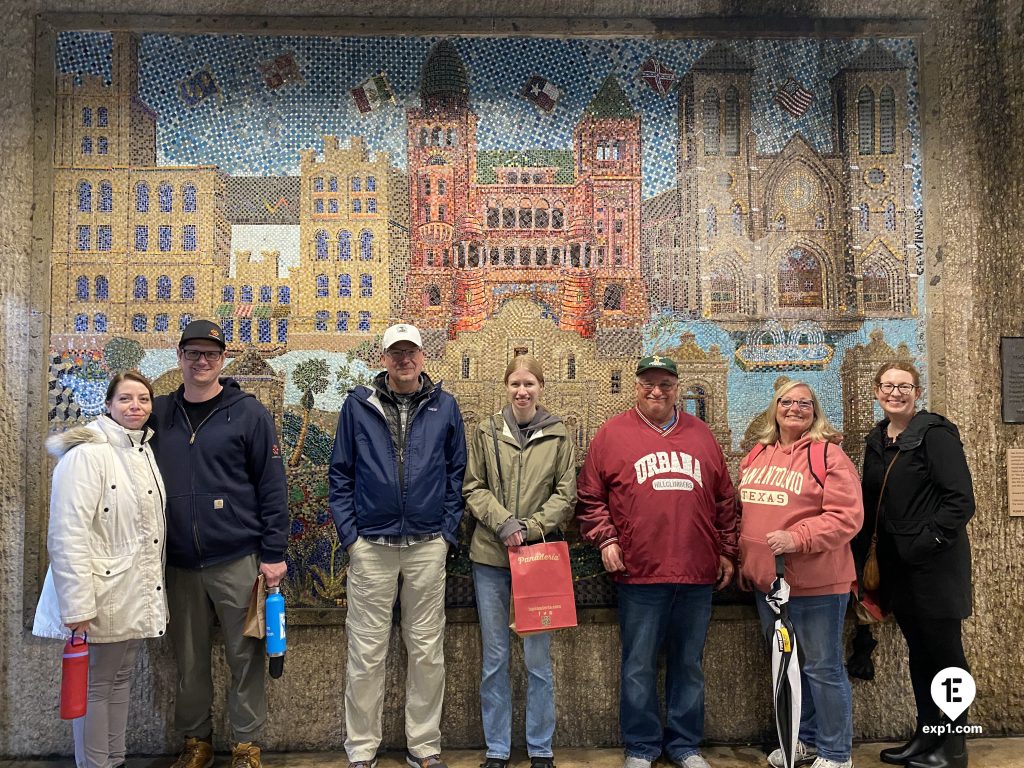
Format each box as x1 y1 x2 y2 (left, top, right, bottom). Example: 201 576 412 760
382 323 423 350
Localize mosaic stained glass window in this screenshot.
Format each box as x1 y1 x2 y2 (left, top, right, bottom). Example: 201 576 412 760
338 274 351 297
158 183 173 212
78 181 92 212
93 313 107 333
133 276 148 300
135 182 149 212
778 247 824 307
181 276 195 300
358 311 370 331
336 311 348 331
76 275 89 300
76 226 90 251
156 275 171 300
183 184 197 212
154 313 169 332
94 275 108 300
99 181 112 212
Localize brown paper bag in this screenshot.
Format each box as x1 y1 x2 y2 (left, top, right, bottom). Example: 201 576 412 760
242 573 267 638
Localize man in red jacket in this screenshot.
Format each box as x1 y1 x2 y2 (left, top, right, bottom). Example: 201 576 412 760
577 355 738 768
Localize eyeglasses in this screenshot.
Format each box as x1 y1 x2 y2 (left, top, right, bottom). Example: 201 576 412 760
878 382 918 394
181 349 224 362
637 381 678 393
385 348 421 361
778 398 814 411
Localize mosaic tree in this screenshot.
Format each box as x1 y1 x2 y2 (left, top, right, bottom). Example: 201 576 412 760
103 337 144 374
289 357 329 467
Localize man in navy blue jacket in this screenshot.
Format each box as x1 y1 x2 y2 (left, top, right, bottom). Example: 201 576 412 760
329 323 466 768
151 319 288 768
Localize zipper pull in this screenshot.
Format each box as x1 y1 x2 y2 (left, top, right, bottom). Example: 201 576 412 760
190 432 196 445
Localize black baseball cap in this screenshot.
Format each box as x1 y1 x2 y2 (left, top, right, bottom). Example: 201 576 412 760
179 319 226 349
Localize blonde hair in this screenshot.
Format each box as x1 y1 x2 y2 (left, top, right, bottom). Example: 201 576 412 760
751 379 841 445
504 354 545 386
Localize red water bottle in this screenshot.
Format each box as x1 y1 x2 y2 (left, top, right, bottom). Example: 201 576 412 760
60 632 89 719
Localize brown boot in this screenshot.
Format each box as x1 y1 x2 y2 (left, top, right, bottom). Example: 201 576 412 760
231 742 263 768
171 737 214 768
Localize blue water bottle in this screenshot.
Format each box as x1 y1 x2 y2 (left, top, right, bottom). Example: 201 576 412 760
265 585 286 679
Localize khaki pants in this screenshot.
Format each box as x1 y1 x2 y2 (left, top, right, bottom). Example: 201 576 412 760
73 639 141 768
166 553 265 743
344 537 447 761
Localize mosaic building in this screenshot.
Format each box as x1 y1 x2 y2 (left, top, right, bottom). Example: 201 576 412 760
403 40 648 342
644 43 918 329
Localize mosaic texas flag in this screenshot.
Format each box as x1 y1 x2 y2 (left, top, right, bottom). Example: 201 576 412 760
522 74 562 112
351 72 396 114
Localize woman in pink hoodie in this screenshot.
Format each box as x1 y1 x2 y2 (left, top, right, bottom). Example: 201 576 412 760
738 380 863 768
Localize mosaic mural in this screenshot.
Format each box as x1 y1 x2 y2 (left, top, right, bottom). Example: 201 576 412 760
47 30 924 611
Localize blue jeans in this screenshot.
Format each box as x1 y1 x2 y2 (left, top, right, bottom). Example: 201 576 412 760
755 591 853 763
473 563 555 759
617 582 713 762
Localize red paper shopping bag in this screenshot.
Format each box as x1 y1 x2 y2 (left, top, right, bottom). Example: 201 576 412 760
508 541 578 635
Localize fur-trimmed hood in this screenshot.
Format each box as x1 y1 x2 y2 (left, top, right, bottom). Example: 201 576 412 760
46 416 153 459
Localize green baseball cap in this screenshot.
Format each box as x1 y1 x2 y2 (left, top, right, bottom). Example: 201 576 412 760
635 355 678 376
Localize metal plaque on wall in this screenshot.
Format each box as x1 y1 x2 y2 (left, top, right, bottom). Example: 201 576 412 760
1001 337 1024 423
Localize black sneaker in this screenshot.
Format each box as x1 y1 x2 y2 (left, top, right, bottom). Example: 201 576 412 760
531 758 556 768
482 759 509 768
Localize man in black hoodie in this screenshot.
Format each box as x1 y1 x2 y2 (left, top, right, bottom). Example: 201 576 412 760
151 319 288 768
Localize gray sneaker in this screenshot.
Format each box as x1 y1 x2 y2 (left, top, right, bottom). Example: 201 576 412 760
674 755 712 768
623 757 652 768
768 741 817 768
808 759 852 768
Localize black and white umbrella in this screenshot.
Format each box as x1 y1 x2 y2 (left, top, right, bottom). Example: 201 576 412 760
766 554 801 768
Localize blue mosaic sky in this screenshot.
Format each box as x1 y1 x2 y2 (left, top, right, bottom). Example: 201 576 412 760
57 33 919 199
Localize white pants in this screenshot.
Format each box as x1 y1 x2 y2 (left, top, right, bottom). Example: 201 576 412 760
73 639 142 768
344 537 447 761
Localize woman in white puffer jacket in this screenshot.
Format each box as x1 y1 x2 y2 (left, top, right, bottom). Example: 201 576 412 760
34 372 168 768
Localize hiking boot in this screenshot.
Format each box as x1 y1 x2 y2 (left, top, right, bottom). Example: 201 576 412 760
231 741 262 768
171 737 214 768
769 741 818 768
407 754 448 768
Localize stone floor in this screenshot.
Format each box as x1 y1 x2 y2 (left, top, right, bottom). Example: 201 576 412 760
3 741 1023 768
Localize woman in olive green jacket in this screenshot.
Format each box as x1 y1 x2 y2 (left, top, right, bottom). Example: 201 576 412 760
463 355 577 768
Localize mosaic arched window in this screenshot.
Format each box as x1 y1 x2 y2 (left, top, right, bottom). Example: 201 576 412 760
182 225 197 251
278 286 290 304
863 261 893 312
709 266 738 313
135 182 149 213
778 248 824 307
239 318 252 342
859 203 870 231
158 226 172 252
315 310 329 331
75 314 89 332
858 87 875 155
316 274 329 298
154 313 169 332
132 313 147 333
338 230 352 260
183 184 197 213
432 127 443 146
94 276 108 300
419 128 428 147
97 107 107 127
81 137 92 154
76 276 89 300
221 318 233 340
78 181 92 212
158 183 172 212
328 176 338 192
260 285 272 303
487 207 499 228
156 275 171 300
724 87 740 156
703 89 720 156
366 176 377 192
82 107 92 126
732 202 743 235
551 208 564 229
276 318 288 343
223 286 235 302
446 128 456 146
360 274 373 298
681 384 708 422
313 176 324 192
879 86 896 155
706 206 718 239
602 284 624 311
134 276 148 300
360 230 373 260
179 313 193 332
351 177 362 193
358 311 371 331
336 311 349 332
97 137 108 155
181 276 195 301
76 226 91 251
884 200 896 231
99 181 112 212
338 274 351 297
258 318 271 344
240 285 253 303
93 313 107 333
424 285 441 307
314 230 328 260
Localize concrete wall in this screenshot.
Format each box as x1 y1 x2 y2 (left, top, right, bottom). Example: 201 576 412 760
2 0 1023 757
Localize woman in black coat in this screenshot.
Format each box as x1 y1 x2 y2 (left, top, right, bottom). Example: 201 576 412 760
856 361 974 768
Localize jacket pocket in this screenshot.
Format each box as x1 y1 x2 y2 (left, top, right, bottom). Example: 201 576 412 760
885 519 944 565
90 553 135 628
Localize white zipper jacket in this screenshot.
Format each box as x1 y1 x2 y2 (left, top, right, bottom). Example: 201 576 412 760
33 416 168 642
